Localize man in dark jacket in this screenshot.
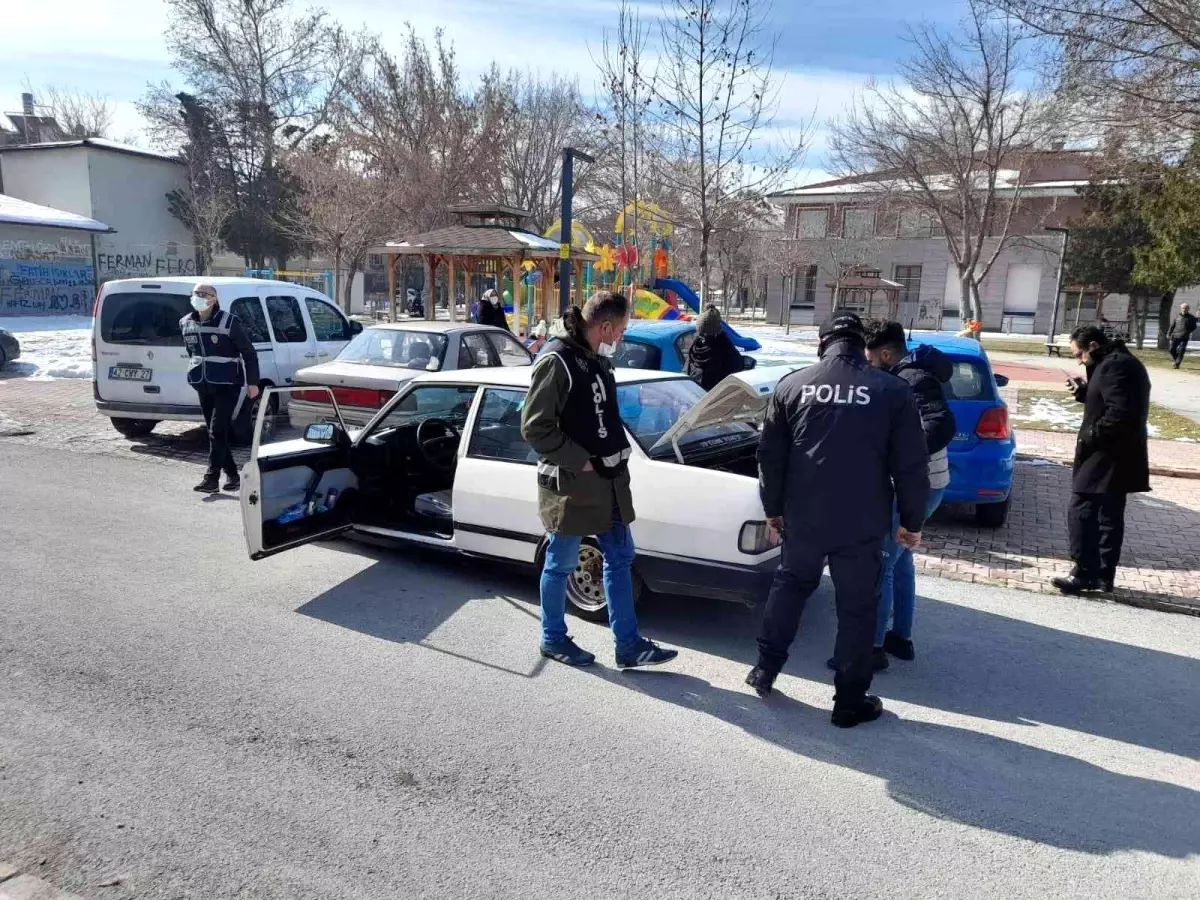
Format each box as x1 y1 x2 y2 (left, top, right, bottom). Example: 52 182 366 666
747 312 929 728
1167 302 1196 369
520 290 678 670
180 283 260 494
686 305 745 390
858 320 955 667
1053 325 1151 595
476 289 510 331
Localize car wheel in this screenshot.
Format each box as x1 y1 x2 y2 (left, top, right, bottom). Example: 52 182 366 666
0 346 7 370
563 539 643 623
975 498 1010 528
110 417 158 438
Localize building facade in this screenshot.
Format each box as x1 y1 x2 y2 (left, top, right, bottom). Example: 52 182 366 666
764 151 1132 334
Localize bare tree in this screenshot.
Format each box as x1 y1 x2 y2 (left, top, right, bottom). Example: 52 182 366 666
281 140 402 311
650 0 806 305
168 152 235 275
23 83 115 139
832 0 1056 322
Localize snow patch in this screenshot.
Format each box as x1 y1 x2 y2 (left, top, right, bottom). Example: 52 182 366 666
0 315 93 380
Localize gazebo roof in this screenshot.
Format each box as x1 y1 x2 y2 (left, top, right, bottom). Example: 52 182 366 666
385 224 599 261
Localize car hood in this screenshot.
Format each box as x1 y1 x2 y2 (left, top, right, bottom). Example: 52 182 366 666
293 360 424 390
649 365 807 455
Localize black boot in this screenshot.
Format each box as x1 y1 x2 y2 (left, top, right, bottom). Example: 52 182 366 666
745 666 778 698
831 695 884 728
882 631 915 661
193 474 220 494
1051 574 1101 595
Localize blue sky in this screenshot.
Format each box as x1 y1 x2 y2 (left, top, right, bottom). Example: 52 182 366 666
1 0 968 186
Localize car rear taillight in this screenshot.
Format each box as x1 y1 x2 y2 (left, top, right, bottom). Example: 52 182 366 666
293 386 394 408
976 406 1010 440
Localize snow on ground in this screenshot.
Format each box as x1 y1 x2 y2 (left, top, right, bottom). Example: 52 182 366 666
0 316 93 380
1014 393 1165 438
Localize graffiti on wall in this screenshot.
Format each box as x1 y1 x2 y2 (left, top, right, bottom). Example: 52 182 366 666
0 237 95 316
95 241 198 280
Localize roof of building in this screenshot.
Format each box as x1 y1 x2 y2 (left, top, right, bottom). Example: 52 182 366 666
0 137 181 164
385 224 599 260
0 193 113 232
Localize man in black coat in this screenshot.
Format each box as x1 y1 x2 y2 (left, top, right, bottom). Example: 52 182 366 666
747 312 930 728
686 305 745 390
1167 301 1196 369
1052 325 1151 595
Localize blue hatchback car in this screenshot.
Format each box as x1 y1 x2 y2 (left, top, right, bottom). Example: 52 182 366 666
615 320 766 373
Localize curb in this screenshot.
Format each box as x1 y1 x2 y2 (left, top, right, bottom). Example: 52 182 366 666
0 863 86 900
1016 452 1200 481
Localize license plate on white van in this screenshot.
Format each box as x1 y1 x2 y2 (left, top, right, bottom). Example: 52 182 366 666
109 365 153 382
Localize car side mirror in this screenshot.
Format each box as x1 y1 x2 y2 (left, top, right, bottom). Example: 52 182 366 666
742 355 758 370
994 373 1009 387
350 320 364 335
305 421 349 448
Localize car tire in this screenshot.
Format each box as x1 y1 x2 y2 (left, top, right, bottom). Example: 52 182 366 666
975 498 1010 528
232 389 278 446
110 417 158 438
0 346 7 370
562 538 644 623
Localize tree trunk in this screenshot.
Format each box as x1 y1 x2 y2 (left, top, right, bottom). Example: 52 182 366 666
1157 292 1175 350
1132 293 1148 349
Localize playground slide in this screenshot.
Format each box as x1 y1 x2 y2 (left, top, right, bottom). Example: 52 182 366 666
654 277 761 352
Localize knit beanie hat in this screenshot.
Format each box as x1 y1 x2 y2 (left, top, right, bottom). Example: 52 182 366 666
696 304 723 337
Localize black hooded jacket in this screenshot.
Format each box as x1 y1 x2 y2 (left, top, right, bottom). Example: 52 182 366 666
757 339 931 546
686 331 744 390
1071 340 1151 494
890 344 956 455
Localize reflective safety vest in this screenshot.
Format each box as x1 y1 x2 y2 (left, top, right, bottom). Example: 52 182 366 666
180 309 246 386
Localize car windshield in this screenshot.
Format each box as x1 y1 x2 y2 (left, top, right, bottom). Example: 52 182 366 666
617 378 756 455
338 329 448 369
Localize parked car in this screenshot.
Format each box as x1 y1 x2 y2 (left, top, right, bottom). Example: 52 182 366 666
0 328 19 370
92 276 361 442
287 323 534 429
614 320 765 373
912 334 1016 526
241 367 789 621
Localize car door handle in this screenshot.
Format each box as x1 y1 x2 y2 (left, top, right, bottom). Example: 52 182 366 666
304 352 318 358
318 351 331 357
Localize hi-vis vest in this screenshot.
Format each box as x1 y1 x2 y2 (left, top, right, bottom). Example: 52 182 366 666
180 309 245 386
538 338 631 478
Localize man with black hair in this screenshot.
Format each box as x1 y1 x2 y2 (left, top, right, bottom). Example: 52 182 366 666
747 311 929 728
1167 302 1196 369
1053 324 1151 595
521 291 678 670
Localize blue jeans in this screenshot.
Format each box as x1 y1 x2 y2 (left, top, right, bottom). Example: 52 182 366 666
540 521 640 654
876 488 945 646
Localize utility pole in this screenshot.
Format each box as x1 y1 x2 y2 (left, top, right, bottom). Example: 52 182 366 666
558 147 595 313
1045 226 1070 349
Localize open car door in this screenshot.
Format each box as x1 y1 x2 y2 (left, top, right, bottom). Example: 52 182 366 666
241 386 361 560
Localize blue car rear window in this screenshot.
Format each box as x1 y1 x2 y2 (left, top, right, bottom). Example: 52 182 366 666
944 359 995 401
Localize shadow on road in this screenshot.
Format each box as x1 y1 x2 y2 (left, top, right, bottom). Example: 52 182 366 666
292 543 1200 857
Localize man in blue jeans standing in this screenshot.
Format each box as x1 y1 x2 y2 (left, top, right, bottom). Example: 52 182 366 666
862 321 955 669
520 290 678 669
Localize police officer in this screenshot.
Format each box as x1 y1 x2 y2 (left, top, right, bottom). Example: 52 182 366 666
746 312 930 728
180 282 260 494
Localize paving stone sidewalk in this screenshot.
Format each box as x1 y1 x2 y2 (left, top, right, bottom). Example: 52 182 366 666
3 376 1197 614
0 862 86 900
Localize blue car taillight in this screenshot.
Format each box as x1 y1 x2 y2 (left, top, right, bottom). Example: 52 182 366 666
976 406 1010 440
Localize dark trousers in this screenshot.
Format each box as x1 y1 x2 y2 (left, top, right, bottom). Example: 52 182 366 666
1068 492 1128 584
1169 337 1189 367
196 383 241 479
757 535 884 701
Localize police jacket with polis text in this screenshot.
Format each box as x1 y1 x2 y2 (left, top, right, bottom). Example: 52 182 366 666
180 308 260 388
757 339 931 546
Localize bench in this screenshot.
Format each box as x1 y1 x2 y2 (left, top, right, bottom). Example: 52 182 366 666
1045 341 1070 357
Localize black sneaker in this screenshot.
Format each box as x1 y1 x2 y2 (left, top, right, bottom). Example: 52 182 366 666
745 666 778 697
831 695 884 728
540 637 596 667
826 648 889 672
882 631 915 661
193 475 220 494
1052 575 1101 595
616 638 678 669
223 476 241 492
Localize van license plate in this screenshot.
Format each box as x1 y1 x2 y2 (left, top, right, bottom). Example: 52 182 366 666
110 366 152 382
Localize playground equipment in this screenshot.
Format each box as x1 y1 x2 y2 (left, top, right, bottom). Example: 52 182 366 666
244 268 335 297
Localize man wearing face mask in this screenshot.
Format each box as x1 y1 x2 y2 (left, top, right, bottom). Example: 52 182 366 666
180 282 260 494
521 290 678 669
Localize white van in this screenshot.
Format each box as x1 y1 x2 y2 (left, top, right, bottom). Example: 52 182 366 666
93 276 361 440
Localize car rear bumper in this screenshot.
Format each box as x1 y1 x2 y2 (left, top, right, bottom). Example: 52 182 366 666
944 439 1017 505
95 399 204 422
634 550 778 605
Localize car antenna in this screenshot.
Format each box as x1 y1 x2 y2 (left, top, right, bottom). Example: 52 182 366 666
907 318 914 341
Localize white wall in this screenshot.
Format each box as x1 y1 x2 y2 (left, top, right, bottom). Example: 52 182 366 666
85 148 198 282
0 221 95 317
0 147 92 217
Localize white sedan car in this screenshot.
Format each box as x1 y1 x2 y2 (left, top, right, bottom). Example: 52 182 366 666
287 322 532 430
241 367 789 620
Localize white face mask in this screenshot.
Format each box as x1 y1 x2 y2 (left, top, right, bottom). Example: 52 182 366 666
597 341 617 358
190 295 210 313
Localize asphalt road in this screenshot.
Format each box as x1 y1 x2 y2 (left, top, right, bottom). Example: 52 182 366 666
1 441 1198 900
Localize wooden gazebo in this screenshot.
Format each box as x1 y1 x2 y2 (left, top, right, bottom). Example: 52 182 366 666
383 204 599 336
828 266 903 320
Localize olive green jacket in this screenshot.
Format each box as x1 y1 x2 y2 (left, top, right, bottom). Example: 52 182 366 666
520 314 636 536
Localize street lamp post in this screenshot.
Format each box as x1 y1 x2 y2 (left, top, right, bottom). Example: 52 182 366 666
558 147 595 314
1045 225 1070 351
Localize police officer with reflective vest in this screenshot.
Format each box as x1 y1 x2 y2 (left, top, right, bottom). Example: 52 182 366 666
746 312 930 728
180 282 260 494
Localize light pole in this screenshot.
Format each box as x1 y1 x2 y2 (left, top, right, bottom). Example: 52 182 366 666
558 147 595 314
1045 225 1070 349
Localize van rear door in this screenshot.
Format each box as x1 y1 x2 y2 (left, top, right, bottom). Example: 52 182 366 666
95 283 196 408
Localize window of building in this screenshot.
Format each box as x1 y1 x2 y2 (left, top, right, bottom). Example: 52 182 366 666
897 210 934 239
842 208 875 240
893 265 923 306
792 265 818 308
368 253 384 268
796 208 828 240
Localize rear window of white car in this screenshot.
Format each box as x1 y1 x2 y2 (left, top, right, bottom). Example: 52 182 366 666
99 291 192 346
341 329 449 369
